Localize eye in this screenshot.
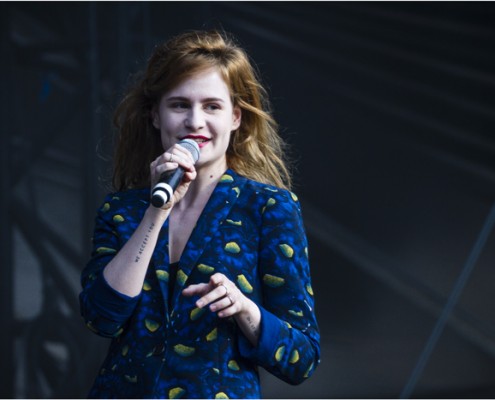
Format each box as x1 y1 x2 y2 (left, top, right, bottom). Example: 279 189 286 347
204 103 221 111
170 101 189 110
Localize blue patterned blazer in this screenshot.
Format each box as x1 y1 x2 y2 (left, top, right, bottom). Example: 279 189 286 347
79 169 320 399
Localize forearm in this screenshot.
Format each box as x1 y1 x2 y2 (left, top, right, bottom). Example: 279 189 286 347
103 206 169 297
234 298 261 347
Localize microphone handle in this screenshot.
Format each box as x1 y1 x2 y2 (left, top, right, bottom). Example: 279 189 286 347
151 167 185 208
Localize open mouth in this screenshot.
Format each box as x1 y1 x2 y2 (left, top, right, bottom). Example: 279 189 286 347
183 135 211 146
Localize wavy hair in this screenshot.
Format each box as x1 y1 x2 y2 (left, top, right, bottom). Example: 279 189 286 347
112 30 292 191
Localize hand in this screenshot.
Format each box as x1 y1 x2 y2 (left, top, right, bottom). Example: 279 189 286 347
149 143 197 209
182 273 247 318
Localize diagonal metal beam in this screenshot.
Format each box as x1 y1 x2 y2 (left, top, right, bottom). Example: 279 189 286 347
301 200 495 359
400 202 495 398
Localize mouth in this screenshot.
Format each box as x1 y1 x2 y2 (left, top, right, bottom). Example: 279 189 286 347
182 135 211 147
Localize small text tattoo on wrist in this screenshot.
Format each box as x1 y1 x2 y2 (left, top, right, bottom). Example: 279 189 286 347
135 223 155 263
246 315 259 337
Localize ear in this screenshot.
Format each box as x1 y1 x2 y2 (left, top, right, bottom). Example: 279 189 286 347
232 106 242 131
152 108 160 130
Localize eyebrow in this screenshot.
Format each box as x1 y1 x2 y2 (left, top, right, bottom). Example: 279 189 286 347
166 96 225 103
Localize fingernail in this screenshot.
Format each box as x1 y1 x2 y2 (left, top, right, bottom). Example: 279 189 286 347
197 300 204 308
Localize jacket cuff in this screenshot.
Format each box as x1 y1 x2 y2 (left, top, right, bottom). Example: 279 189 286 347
88 273 141 323
238 305 282 364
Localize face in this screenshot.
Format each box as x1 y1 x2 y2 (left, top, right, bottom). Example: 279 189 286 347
153 68 241 173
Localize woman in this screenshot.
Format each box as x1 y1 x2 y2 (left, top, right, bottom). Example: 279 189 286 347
80 30 320 399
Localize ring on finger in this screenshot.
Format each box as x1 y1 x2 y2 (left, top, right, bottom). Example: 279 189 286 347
217 283 229 296
227 294 234 305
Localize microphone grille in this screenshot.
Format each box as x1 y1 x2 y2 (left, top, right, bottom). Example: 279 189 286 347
178 139 200 164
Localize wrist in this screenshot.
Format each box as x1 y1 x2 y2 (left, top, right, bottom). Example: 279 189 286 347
240 297 261 320
145 204 170 222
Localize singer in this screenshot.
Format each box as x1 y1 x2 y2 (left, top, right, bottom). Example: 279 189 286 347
79 30 320 399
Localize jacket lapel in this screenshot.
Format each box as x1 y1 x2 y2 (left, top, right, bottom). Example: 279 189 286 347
169 169 246 308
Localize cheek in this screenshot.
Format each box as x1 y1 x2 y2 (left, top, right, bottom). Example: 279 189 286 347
159 118 179 148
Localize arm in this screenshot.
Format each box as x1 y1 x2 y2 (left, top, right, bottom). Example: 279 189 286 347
79 143 196 337
182 273 261 346
79 196 169 337
237 189 321 385
102 206 169 297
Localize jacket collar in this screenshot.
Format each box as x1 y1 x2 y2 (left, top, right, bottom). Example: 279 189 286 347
160 169 247 311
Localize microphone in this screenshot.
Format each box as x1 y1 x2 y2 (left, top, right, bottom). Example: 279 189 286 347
151 139 200 208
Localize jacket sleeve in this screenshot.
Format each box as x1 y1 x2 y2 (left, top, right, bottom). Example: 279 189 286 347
238 189 321 385
79 194 141 338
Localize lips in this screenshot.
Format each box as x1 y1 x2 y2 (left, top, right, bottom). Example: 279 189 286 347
182 135 211 148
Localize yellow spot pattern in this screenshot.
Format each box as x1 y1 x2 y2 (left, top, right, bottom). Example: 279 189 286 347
220 174 234 182
304 362 314 378
279 244 294 258
113 215 124 223
215 392 229 399
224 242 241 254
289 310 304 317
228 360 240 371
266 198 276 207
197 263 215 274
289 349 300 364
112 328 124 337
174 344 195 357
232 187 240 197
275 346 285 362
226 219 242 226
237 274 253 293
121 345 129 356
190 307 206 321
169 387 185 399
102 203 110 212
262 274 285 288
290 192 299 202
176 270 188 286
96 246 116 254
143 280 151 291
156 270 169 282
86 321 98 333
212 368 220 374
306 283 314 296
124 375 137 383
206 328 218 342
145 319 161 333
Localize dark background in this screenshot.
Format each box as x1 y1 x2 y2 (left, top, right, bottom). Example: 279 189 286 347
1 1 495 398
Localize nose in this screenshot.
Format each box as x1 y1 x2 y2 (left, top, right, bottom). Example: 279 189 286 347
185 106 205 131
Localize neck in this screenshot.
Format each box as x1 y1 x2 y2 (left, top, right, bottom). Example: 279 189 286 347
175 162 228 211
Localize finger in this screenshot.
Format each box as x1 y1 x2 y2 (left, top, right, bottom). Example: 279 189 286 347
155 162 179 176
209 294 235 313
164 144 194 166
168 152 194 171
196 284 229 308
217 301 239 318
182 283 210 296
209 273 227 287
175 143 196 163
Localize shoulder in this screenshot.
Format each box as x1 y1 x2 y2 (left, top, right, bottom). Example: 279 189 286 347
229 169 302 213
95 188 150 219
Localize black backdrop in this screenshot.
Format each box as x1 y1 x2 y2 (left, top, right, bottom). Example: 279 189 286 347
1 2 495 398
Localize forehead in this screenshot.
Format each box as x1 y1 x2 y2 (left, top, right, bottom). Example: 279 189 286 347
166 68 231 99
